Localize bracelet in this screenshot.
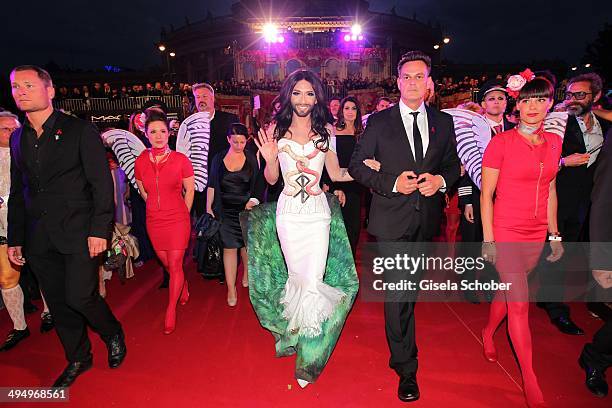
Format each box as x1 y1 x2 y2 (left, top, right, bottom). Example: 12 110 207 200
548 235 562 242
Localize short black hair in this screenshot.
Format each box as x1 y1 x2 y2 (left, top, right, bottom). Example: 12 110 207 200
567 73 603 97
227 122 249 138
397 51 432 76
376 96 392 105
11 65 53 87
144 109 168 132
329 96 341 103
517 77 554 101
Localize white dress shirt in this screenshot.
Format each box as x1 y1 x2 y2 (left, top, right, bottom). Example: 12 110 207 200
576 112 604 167
392 100 446 192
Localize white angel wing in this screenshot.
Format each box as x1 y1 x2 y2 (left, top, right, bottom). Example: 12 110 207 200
101 129 146 189
543 112 569 139
442 108 492 189
176 111 211 192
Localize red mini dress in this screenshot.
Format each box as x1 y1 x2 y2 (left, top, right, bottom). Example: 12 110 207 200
483 128 562 243
135 151 194 250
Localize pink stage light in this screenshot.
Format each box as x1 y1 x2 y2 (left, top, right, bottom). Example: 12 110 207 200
277 36 285 43
344 34 351 42
351 34 357 41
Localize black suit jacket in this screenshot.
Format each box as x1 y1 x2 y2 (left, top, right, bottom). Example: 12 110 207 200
8 111 114 254
208 110 240 173
556 114 611 228
349 104 461 240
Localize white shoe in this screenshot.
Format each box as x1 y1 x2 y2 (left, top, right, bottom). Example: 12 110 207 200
297 379 309 388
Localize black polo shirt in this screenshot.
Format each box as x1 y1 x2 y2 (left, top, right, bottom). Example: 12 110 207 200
20 110 59 187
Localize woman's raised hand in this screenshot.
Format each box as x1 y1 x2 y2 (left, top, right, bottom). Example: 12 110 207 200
254 125 279 164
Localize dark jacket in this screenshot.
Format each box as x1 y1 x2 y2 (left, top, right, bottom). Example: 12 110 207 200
8 111 114 254
556 114 611 231
208 148 264 221
349 104 461 240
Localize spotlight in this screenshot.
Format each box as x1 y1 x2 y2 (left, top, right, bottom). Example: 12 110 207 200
358 35 363 41
277 36 285 43
169 52 176 57
443 37 450 44
158 44 166 52
351 34 357 41
434 44 440 50
351 24 362 36
571 66 577 71
263 23 278 43
585 63 591 68
344 34 351 42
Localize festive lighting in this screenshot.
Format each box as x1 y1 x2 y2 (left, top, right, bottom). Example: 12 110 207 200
433 44 440 50
571 66 577 71
263 23 278 43
585 63 591 68
158 44 166 52
443 37 450 44
351 24 362 36
169 52 176 57
344 34 351 42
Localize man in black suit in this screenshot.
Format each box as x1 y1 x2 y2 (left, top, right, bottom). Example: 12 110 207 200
349 51 460 402
538 72 611 334
458 80 515 302
579 127 612 398
190 82 239 218
7 66 126 387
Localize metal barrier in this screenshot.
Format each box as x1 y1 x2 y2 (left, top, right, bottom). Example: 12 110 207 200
53 95 184 114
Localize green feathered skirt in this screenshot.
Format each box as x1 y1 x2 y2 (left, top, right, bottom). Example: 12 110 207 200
247 194 359 382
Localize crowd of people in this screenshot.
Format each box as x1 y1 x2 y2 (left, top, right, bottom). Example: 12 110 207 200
50 74 521 101
1 53 611 407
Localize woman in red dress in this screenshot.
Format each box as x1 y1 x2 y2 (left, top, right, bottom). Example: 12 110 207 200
135 110 195 334
480 74 564 407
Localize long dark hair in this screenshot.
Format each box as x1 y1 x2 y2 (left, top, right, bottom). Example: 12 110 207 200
273 69 334 152
335 96 364 136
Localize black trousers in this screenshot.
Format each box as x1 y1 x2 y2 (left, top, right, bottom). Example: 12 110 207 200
536 216 583 320
26 236 121 363
340 190 362 256
581 317 612 371
379 227 425 378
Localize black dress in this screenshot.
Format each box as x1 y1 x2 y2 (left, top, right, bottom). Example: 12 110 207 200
218 159 253 248
334 134 363 255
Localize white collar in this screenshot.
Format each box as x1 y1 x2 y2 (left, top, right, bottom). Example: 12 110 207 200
399 99 426 117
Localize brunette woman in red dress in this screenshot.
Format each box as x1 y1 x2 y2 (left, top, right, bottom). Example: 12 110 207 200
480 73 564 407
134 110 195 334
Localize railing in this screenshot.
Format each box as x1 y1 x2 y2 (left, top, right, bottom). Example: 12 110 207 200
53 95 184 114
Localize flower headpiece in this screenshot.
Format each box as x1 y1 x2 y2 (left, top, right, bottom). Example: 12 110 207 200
506 68 535 99
134 112 146 132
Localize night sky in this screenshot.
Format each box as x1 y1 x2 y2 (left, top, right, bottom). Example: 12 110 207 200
2 0 610 73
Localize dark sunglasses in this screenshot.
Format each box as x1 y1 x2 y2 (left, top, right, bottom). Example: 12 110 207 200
564 91 592 100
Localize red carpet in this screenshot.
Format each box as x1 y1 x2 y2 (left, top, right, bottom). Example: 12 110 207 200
0 243 609 407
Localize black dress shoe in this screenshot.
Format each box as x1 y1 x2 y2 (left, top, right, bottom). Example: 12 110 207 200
579 356 608 397
40 312 54 333
102 329 127 368
551 316 584 335
52 358 93 388
0 328 30 352
398 375 420 402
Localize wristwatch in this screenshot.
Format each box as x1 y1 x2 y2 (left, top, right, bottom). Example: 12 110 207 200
548 232 562 241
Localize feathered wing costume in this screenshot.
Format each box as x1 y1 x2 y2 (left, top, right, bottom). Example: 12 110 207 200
442 109 569 189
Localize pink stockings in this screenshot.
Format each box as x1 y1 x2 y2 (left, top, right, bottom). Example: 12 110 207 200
156 250 189 333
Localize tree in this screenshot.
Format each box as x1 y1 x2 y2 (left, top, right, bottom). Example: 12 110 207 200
584 23 612 81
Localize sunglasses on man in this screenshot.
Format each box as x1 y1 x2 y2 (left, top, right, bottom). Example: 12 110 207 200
564 91 592 100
